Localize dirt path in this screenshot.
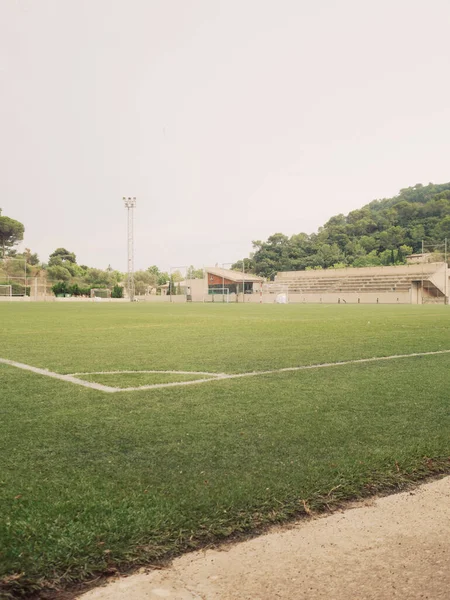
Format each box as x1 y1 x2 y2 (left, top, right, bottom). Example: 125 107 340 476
79 476 450 600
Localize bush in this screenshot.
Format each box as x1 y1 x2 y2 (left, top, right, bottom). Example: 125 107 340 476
112 285 124 299
68 283 81 296
47 265 72 281
51 281 68 296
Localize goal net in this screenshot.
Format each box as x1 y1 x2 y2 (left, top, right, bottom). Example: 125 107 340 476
0 285 12 297
263 283 289 303
90 288 111 300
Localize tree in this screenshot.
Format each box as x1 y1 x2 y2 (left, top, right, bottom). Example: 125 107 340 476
186 265 204 279
231 258 255 273
434 216 450 241
24 248 40 266
171 270 183 282
84 268 113 287
238 182 450 275
158 271 169 285
167 276 175 295
47 265 72 281
48 248 79 276
134 270 158 295
147 265 169 285
0 211 24 258
111 285 124 298
49 248 77 265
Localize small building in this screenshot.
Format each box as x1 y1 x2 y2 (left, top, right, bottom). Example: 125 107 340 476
205 267 264 296
158 268 264 302
406 253 433 264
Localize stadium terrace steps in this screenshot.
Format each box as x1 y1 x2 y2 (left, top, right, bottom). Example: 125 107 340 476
270 264 448 296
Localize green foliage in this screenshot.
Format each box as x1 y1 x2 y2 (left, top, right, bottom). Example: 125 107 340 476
134 270 157 295
68 283 86 297
147 265 169 286
51 282 91 296
24 248 39 266
49 248 76 265
245 182 450 276
167 275 177 295
48 249 81 278
231 257 255 273
0 213 24 258
112 284 124 298
47 265 72 281
84 268 114 287
51 281 68 296
171 269 183 283
186 265 204 279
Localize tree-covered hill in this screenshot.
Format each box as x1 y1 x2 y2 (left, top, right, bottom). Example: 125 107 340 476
234 182 450 278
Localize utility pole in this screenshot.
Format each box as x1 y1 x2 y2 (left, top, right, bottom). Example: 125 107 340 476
123 197 136 302
242 258 245 303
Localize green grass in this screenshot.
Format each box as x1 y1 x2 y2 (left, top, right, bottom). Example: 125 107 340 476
79 372 216 387
0 303 449 598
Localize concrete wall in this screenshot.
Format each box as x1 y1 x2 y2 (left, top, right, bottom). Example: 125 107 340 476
241 292 411 304
0 296 31 302
187 278 208 300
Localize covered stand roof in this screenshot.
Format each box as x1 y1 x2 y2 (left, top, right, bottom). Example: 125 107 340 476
205 267 263 283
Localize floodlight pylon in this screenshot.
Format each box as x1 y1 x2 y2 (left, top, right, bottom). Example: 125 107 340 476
123 197 136 302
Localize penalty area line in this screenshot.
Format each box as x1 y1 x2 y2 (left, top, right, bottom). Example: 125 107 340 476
1 349 449 394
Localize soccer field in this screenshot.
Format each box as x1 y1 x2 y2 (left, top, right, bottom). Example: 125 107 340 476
1 303 450 598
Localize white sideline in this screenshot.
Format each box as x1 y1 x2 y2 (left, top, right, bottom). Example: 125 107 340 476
0 357 118 392
69 370 226 377
1 349 450 394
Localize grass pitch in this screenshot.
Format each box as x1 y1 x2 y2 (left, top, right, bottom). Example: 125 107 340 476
1 303 449 598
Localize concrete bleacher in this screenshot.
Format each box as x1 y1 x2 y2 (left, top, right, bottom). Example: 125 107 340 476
267 263 448 304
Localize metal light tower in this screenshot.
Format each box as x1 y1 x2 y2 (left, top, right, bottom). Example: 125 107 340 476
123 197 136 302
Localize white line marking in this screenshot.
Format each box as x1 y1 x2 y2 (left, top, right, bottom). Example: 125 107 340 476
69 370 226 377
0 358 118 392
1 350 449 393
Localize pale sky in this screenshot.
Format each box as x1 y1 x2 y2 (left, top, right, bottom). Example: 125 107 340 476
2 0 450 272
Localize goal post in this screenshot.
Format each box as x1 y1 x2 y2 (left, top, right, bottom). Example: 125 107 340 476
90 288 112 301
263 282 289 303
0 284 12 298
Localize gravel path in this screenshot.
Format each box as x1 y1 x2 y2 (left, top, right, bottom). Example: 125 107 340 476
79 476 450 600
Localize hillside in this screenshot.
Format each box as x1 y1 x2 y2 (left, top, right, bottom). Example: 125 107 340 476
236 182 450 278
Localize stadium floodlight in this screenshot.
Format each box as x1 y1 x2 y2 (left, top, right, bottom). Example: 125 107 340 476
123 197 136 302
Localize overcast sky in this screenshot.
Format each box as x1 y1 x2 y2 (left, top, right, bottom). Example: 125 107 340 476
2 0 450 272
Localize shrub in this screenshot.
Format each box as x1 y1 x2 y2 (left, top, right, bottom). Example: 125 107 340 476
68 283 81 296
51 281 68 296
112 285 124 299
